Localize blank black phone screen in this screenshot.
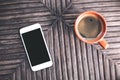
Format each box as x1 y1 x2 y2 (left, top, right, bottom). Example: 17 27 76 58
22 29 50 66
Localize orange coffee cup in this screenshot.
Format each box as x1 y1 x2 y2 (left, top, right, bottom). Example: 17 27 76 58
74 11 108 49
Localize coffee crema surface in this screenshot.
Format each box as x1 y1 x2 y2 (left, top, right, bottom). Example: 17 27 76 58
78 15 102 40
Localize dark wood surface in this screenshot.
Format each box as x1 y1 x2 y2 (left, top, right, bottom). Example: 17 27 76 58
0 0 120 80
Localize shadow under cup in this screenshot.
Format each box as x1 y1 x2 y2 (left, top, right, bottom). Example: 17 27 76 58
75 11 106 44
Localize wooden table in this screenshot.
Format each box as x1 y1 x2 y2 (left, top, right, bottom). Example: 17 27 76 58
0 0 120 80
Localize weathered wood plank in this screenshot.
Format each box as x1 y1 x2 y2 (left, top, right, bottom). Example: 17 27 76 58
75 34 84 80
0 12 52 20
12 72 16 80
21 61 27 80
41 69 47 80
72 0 114 3
26 60 32 80
48 28 57 80
44 28 52 80
0 64 19 70
0 0 41 6
46 68 51 80
53 22 62 80
102 49 120 54
0 70 14 75
116 64 120 80
92 47 100 80
15 66 21 80
0 53 25 60
0 2 43 10
73 1 120 8
0 73 12 80
86 44 95 80
64 25 73 80
103 55 110 80
58 21 68 80
109 60 116 80
36 71 42 80
69 27 78 80
98 51 105 80
80 42 89 80
0 59 22 65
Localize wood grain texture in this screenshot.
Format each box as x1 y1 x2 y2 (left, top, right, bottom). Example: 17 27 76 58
0 0 120 80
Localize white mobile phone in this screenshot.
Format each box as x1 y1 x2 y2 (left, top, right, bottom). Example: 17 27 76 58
20 23 52 71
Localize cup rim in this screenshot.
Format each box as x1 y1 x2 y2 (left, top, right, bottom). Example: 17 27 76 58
74 11 107 44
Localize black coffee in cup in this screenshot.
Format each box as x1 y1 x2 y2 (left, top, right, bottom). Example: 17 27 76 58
78 15 102 40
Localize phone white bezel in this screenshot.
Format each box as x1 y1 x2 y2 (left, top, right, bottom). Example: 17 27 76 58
20 23 52 71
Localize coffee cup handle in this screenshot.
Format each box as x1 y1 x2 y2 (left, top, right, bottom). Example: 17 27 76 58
98 39 109 49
